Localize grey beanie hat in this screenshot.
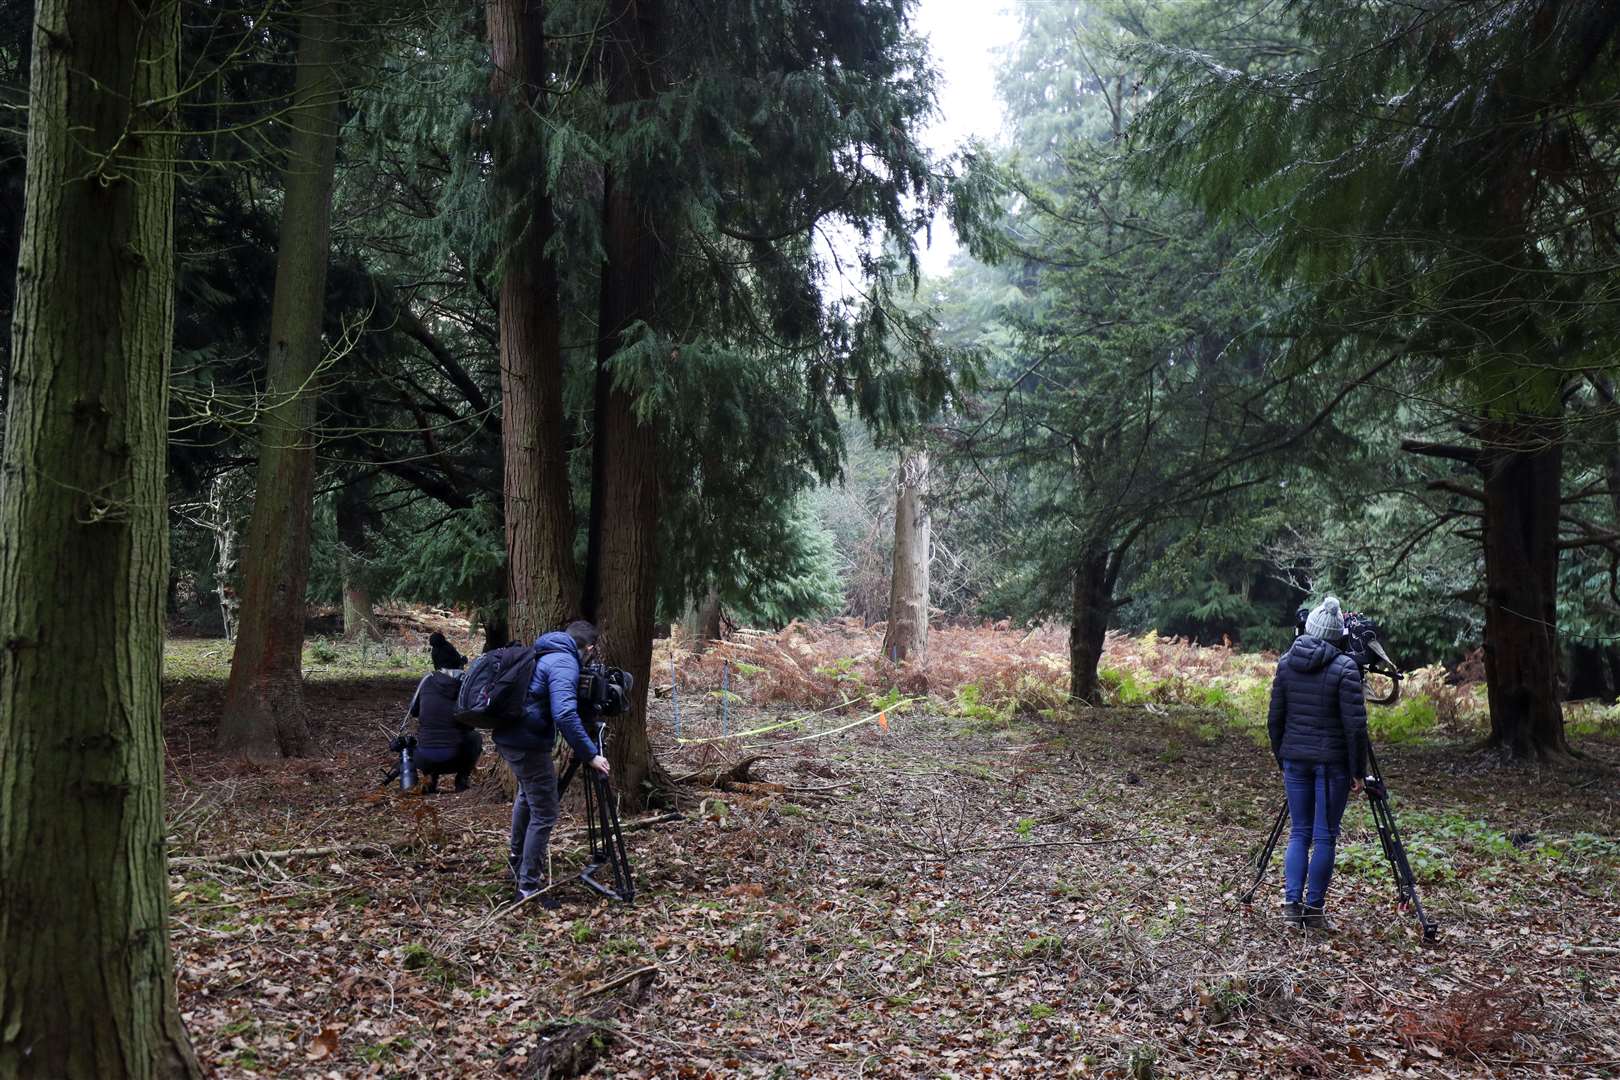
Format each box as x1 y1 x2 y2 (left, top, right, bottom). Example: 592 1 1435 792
1305 596 1346 641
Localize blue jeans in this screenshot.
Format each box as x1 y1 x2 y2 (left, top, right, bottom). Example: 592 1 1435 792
1282 758 1351 906
498 745 558 893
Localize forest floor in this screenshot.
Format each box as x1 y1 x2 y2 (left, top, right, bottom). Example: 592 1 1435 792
163 633 1620 1079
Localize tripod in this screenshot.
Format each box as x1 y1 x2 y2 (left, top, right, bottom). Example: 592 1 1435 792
555 717 635 903
1241 745 1439 942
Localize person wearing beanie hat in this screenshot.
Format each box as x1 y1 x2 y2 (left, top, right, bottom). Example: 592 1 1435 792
409 632 481 793
1304 596 1346 642
1266 596 1370 931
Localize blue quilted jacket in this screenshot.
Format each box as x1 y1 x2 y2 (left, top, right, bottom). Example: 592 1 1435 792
1267 635 1369 776
491 632 600 759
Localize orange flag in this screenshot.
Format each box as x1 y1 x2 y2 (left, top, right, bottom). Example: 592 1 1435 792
875 710 889 732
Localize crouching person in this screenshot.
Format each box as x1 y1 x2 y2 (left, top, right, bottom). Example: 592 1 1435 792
495 620 612 903
411 632 483 793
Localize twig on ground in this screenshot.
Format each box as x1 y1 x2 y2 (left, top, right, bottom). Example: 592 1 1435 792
168 842 396 869
577 964 660 1000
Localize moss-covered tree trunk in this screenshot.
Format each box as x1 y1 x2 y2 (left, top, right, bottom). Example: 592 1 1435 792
490 0 579 644
585 0 671 811
1480 419 1568 759
219 3 345 759
882 449 930 663
0 1 201 1074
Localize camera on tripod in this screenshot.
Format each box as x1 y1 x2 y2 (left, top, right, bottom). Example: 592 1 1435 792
1293 605 1404 704
578 661 634 718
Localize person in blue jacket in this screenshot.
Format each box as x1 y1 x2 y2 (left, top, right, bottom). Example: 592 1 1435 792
494 620 611 902
1267 596 1370 931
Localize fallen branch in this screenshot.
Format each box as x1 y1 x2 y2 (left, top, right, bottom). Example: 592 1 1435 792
577 964 660 1001
168 842 395 870
679 755 768 788
552 812 682 842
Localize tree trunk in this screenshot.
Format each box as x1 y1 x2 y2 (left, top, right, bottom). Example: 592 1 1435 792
1480 419 1568 758
336 468 380 640
692 586 722 652
490 0 578 644
585 0 670 812
590 215 665 809
881 449 930 663
208 470 242 639
219 3 345 759
0 1 201 1075
1068 548 1113 705
1564 642 1610 702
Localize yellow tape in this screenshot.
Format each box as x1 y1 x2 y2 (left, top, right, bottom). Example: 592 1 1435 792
670 696 920 748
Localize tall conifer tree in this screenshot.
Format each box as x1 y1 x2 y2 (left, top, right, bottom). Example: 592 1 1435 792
0 0 201 1072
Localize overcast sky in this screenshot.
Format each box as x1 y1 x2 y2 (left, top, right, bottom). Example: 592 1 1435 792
910 0 1021 276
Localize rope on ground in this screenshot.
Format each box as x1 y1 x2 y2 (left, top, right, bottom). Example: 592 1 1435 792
737 698 919 749
673 690 906 745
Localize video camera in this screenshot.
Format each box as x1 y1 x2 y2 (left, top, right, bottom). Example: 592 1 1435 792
1293 606 1403 705
577 660 634 719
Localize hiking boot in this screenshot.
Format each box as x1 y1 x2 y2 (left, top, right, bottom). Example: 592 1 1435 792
516 886 560 910
1302 903 1332 932
1281 901 1305 929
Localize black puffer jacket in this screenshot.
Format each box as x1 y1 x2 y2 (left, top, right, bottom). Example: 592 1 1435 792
411 672 481 755
1267 635 1368 775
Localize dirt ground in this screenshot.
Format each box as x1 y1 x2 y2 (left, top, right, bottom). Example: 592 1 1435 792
164 667 1620 1078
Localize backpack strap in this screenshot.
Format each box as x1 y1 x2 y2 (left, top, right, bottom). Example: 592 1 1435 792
405 672 434 726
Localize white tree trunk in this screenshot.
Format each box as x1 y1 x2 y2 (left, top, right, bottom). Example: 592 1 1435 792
882 450 930 663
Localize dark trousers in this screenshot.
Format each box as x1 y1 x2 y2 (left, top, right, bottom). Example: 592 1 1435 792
417 736 482 789
1282 758 1351 906
498 744 558 893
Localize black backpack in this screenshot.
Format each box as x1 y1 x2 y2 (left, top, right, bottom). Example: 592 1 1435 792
454 643 540 729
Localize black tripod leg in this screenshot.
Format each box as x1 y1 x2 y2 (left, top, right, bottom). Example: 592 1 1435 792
1241 800 1290 904
578 772 635 902
595 772 635 901
1367 791 1439 942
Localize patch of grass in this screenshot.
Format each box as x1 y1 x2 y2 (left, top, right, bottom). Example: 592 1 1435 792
400 943 458 988
358 1037 411 1063
1015 817 1036 838
1020 934 1064 961
163 636 428 683
569 919 596 945
1029 1002 1055 1020
602 935 645 958
217 1016 255 1038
